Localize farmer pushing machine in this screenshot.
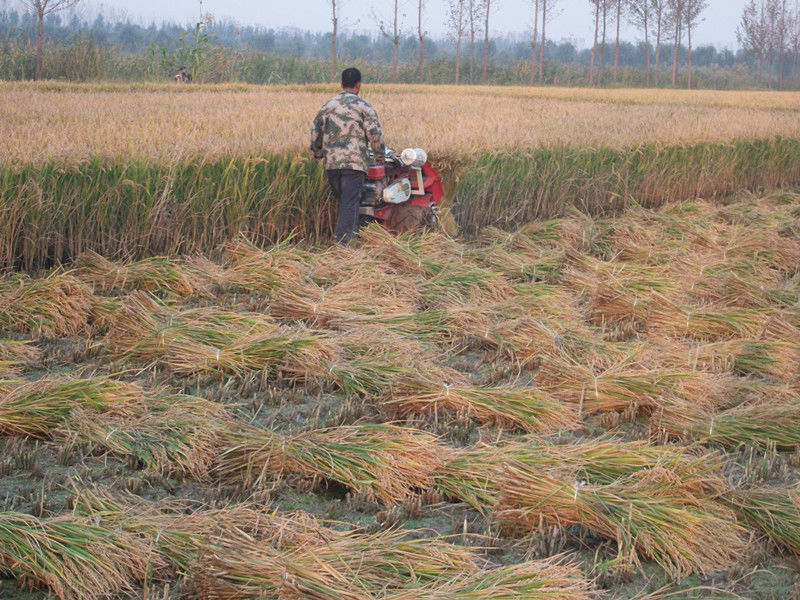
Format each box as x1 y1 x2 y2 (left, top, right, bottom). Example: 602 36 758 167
310 67 444 243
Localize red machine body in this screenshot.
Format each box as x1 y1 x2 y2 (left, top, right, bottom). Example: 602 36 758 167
359 148 444 232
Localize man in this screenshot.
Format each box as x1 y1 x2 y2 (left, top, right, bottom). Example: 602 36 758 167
310 67 385 244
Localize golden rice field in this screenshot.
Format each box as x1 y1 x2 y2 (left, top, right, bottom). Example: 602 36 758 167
2 81 800 599
2 82 800 163
1 187 800 598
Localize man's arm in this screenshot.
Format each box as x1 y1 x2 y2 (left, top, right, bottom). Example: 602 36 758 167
310 109 325 160
363 105 385 164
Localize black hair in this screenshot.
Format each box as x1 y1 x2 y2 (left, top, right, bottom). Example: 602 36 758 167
341 67 362 89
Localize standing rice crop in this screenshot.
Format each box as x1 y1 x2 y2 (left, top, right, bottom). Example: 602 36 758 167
0 273 94 336
0 511 160 600
214 423 450 504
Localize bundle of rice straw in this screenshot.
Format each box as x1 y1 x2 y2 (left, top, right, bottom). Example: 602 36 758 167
435 438 725 512
73 251 201 296
383 558 595 600
73 487 289 573
194 527 593 600
214 423 450 504
645 295 783 341
269 270 419 328
0 377 143 438
469 227 567 283
386 381 579 433
0 273 93 336
728 485 800 556
219 237 311 293
0 339 39 378
107 292 333 378
536 356 725 415
495 463 746 579
0 511 160 600
656 398 800 450
653 339 799 382
721 226 800 272
565 255 676 326
63 393 230 479
679 257 781 308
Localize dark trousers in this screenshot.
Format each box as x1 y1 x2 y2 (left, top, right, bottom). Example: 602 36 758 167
326 169 365 244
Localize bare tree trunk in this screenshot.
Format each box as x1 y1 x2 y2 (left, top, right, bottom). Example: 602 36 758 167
530 0 539 85
418 0 425 83
455 0 464 84
482 0 490 84
392 0 399 83
590 2 600 85
468 0 475 83
671 5 680 86
654 13 662 86
687 9 693 88
330 0 338 82
538 0 546 83
614 0 621 83
35 7 44 80
644 10 651 85
599 1 608 77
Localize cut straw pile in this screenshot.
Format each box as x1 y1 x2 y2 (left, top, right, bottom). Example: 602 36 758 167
0 273 94 336
0 339 39 378
728 486 800 556
215 423 451 504
73 251 202 296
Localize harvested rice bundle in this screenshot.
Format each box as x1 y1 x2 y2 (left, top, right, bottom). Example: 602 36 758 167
107 292 330 378
655 339 798 382
469 228 567 282
514 215 589 253
495 464 746 579
0 377 143 438
680 258 781 308
536 357 723 414
0 511 159 600
88 297 123 331
728 486 800 556
657 399 800 450
566 256 676 326
0 339 39 378
646 295 778 341
269 271 419 328
721 227 800 273
435 439 725 512
220 237 311 292
385 558 595 600
64 394 229 478
0 273 93 336
215 423 450 504
73 488 291 573
73 251 200 296
386 381 579 433
326 326 441 397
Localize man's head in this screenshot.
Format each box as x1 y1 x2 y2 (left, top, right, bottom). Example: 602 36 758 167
341 67 362 94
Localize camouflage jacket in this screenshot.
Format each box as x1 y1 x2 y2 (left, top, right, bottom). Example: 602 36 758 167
310 91 385 173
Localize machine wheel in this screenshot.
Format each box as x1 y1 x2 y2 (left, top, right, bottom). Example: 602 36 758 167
387 204 437 234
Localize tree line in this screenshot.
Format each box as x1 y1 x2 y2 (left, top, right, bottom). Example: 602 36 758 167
1 0 799 88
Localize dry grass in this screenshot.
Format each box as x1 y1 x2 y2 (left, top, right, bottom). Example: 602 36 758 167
3 83 800 164
0 339 39 378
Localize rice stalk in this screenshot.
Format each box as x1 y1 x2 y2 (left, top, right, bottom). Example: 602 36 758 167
74 250 201 296
0 511 160 600
214 423 450 504
495 464 746 579
727 486 800 556
0 339 39 378
0 272 94 336
0 377 143 438
386 381 579 433
219 237 311 293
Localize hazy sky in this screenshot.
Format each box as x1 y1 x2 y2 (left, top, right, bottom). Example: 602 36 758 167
77 0 747 49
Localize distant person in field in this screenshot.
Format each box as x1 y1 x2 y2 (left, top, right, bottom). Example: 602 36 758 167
173 67 192 83
310 67 385 244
